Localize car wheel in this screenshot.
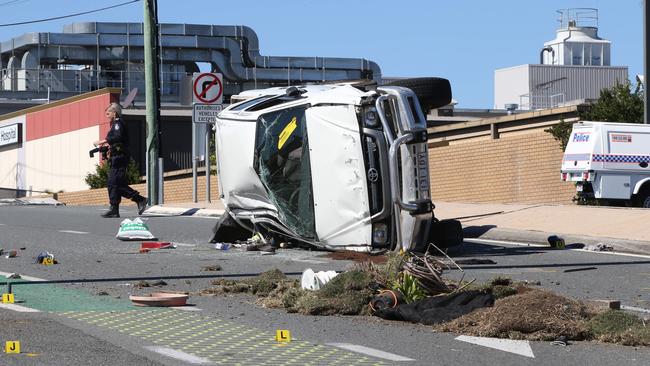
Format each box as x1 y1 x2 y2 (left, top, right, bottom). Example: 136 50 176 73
385 77 452 111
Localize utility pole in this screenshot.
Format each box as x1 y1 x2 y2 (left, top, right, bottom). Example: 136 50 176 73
144 0 161 202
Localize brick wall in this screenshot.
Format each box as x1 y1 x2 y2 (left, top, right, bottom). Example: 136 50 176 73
58 174 219 206
59 129 576 206
428 129 576 204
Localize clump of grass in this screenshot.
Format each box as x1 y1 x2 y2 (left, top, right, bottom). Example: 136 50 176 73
285 270 374 315
588 310 650 346
203 269 295 296
463 277 518 300
246 269 287 296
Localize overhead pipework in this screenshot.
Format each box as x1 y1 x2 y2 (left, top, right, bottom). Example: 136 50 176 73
0 22 382 103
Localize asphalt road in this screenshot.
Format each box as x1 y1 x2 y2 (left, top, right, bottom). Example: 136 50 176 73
0 204 649 366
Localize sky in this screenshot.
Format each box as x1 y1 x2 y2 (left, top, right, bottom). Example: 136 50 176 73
0 0 644 108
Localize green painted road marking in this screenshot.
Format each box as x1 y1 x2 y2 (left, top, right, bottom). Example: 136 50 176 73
3 280 388 364
10 283 133 312
61 310 386 365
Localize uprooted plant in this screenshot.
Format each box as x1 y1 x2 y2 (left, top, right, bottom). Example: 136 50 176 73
195 259 650 347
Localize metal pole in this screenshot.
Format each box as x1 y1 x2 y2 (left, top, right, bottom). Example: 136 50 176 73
144 0 161 203
643 0 650 124
192 121 198 203
205 126 211 203
158 157 164 204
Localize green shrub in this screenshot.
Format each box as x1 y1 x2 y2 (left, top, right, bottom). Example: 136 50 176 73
84 159 142 189
391 272 427 304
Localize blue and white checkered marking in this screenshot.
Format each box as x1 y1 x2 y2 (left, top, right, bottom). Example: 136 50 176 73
593 154 650 163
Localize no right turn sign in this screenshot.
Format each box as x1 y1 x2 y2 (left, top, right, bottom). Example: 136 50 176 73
192 73 223 104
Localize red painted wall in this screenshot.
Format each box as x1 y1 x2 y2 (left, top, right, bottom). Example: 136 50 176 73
25 93 119 142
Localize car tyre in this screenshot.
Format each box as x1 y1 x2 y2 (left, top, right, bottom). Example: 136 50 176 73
385 77 452 111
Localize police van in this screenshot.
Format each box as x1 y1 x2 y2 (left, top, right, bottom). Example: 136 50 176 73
561 121 650 207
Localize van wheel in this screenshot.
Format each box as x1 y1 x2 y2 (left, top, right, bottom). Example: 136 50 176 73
640 194 650 208
385 77 452 111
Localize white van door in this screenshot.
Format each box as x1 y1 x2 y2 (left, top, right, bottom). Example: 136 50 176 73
562 123 597 177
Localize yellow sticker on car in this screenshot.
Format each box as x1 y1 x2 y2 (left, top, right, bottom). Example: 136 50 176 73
278 117 297 150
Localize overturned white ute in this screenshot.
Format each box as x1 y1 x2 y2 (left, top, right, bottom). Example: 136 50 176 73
213 80 462 252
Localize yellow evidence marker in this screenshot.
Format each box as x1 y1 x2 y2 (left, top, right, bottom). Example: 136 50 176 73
2 293 14 303
275 330 291 342
5 341 20 354
42 257 54 265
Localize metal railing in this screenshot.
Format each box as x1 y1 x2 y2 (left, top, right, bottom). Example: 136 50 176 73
519 92 565 110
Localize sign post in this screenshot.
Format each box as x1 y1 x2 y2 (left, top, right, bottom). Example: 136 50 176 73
191 73 223 203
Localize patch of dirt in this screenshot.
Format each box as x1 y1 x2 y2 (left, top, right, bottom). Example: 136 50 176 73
437 288 593 341
197 269 295 297
134 280 167 288
324 251 388 264
201 265 222 272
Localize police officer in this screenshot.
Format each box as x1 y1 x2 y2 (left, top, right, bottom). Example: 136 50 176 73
93 102 147 218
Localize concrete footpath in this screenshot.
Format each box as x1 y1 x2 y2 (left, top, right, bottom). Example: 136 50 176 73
146 200 650 256
435 202 650 256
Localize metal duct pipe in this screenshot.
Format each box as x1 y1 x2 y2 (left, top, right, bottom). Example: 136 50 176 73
540 46 555 64
3 23 381 81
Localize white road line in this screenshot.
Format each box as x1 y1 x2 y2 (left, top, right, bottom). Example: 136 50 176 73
0 303 40 312
144 346 211 364
326 343 415 362
455 335 535 358
0 271 43 313
466 238 650 260
0 271 46 282
464 238 547 248
171 306 203 312
58 230 89 234
171 242 197 247
0 223 5 226
621 305 650 315
574 249 650 260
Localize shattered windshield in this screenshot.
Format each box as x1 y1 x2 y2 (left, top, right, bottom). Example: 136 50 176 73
254 105 316 239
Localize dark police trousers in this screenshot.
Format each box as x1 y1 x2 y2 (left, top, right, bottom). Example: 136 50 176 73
108 154 140 205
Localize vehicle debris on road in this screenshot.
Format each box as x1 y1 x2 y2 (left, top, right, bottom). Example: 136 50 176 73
129 292 189 307
585 243 614 252
36 251 58 265
547 235 566 249
116 218 155 241
300 268 338 290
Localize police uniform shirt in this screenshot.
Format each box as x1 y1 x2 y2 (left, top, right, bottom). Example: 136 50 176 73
105 117 128 155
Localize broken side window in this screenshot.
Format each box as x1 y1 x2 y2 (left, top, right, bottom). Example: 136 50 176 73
254 105 316 239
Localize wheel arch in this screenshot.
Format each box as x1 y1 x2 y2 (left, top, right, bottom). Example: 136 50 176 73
632 177 650 195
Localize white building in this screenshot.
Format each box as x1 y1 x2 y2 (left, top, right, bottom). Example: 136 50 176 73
495 8 628 110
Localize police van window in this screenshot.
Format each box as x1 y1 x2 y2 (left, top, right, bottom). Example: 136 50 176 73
253 105 316 239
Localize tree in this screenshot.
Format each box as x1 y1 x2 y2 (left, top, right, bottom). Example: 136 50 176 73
84 159 142 189
546 82 644 149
